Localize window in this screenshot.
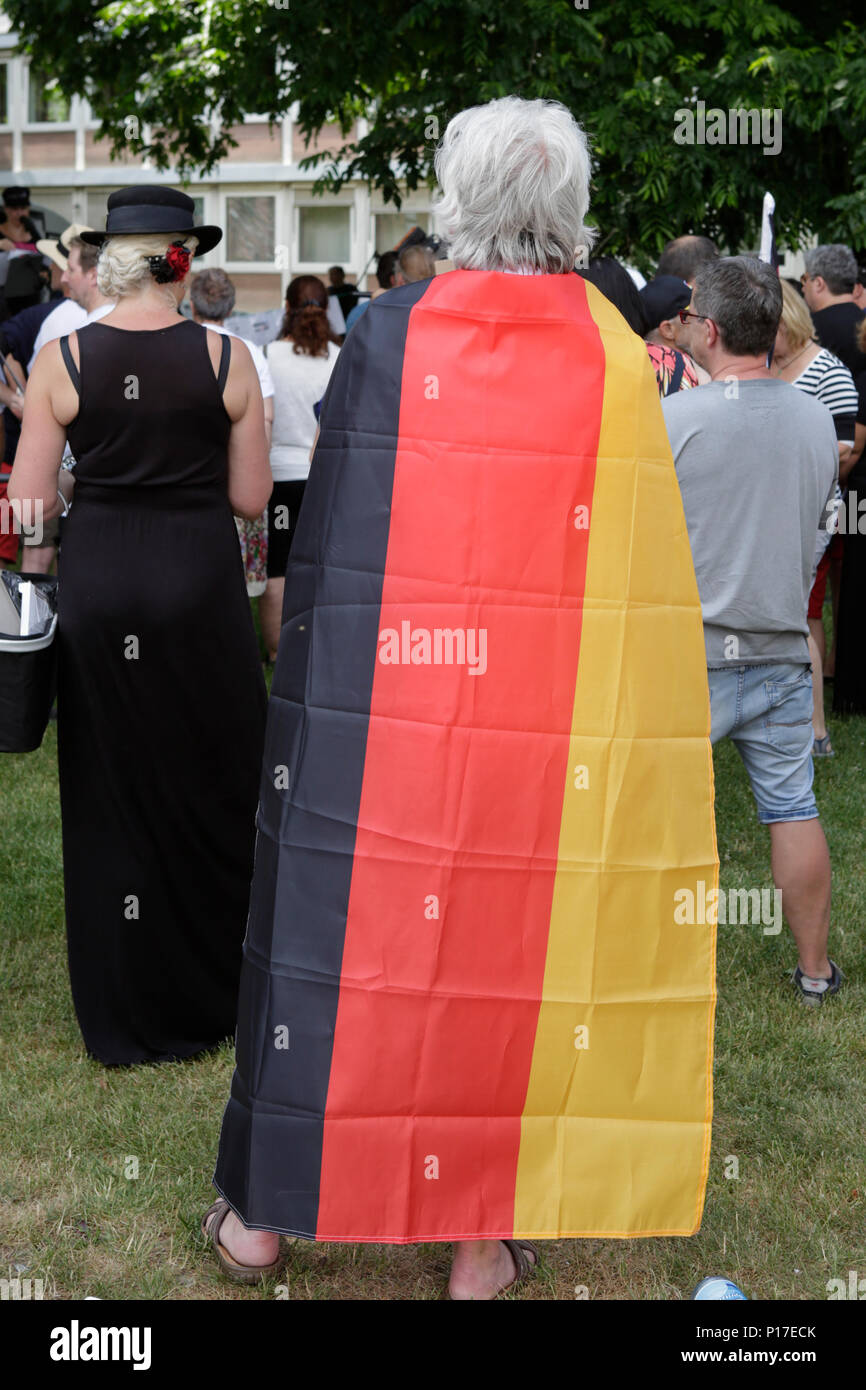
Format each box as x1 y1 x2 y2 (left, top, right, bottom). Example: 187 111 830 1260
191 197 206 224
28 69 71 124
226 195 275 262
0 65 8 125
375 211 429 255
298 205 350 264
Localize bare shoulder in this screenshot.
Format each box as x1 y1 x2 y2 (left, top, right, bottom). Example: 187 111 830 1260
204 326 255 374
30 333 69 382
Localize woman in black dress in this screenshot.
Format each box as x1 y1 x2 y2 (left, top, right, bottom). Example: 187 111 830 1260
8 187 272 1065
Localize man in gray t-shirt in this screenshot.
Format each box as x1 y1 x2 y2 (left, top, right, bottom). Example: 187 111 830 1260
663 255 841 1007
664 379 838 667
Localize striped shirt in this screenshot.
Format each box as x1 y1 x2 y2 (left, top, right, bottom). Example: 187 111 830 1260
792 348 858 442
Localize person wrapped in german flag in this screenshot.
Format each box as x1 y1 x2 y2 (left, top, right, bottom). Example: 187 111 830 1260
205 96 719 1300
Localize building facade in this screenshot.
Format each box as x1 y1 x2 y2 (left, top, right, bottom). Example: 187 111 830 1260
0 22 434 311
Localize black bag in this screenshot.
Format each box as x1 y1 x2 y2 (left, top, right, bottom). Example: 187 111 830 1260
0 570 58 752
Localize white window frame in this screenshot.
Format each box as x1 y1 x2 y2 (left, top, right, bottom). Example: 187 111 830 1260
362 203 434 284
23 61 76 131
0 56 12 131
220 188 281 274
371 206 432 250
293 193 354 275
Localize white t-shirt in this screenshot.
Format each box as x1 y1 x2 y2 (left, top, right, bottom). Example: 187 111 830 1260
198 319 274 399
267 339 339 481
28 299 114 371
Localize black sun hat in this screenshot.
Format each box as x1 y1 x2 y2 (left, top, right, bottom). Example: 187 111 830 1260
639 275 692 331
2 185 31 208
79 186 222 256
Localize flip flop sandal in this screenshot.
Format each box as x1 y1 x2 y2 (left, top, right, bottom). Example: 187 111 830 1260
500 1239 539 1294
201 1199 283 1285
813 735 834 757
444 1239 540 1300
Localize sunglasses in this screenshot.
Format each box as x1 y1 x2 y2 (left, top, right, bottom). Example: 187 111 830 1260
677 310 712 324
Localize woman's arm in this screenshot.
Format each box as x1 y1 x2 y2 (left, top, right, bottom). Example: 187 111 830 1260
0 378 23 417
6 339 77 522
840 423 865 485
0 351 25 417
213 331 272 520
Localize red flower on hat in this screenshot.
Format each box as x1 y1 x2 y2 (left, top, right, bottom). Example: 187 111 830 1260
165 242 191 281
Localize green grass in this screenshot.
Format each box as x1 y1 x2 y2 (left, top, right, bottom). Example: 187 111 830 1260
1 702 864 1300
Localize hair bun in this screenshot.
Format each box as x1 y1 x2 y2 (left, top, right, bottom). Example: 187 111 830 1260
146 240 191 284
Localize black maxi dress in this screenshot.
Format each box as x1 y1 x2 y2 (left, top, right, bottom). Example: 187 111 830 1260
56 318 267 1065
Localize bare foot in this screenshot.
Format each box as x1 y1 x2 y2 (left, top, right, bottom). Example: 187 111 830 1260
204 1204 280 1267
448 1239 536 1300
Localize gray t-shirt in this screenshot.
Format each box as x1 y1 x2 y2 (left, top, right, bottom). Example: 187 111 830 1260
662 379 838 667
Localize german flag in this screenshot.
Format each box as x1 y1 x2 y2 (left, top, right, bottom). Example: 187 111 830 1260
214 269 718 1242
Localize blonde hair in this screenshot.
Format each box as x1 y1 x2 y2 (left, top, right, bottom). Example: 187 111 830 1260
96 232 199 305
779 278 816 352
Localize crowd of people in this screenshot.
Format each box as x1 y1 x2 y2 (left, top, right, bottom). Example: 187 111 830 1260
578 236 866 739
1 94 863 1299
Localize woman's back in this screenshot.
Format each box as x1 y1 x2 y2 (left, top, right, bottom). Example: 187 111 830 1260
268 337 339 480
65 317 231 492
56 309 266 1065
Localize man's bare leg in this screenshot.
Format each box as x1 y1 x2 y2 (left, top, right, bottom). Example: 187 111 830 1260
769 818 831 978
204 1206 280 1265
260 577 284 664
449 1240 535 1300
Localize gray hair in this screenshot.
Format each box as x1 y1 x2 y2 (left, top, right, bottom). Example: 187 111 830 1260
691 255 782 357
803 243 858 296
190 267 236 322
433 96 595 273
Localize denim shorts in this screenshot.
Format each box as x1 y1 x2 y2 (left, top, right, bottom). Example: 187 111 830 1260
707 662 818 824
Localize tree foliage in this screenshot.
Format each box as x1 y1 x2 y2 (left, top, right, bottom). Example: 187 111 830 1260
5 0 865 269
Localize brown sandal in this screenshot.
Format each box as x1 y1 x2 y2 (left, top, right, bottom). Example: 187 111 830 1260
201 1199 283 1285
500 1239 539 1293
446 1239 540 1300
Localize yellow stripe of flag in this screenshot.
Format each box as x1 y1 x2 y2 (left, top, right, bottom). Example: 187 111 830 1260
514 284 719 1238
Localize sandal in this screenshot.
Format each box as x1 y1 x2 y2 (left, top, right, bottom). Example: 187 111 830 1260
446 1239 539 1299
813 735 834 757
201 1199 283 1285
500 1239 539 1294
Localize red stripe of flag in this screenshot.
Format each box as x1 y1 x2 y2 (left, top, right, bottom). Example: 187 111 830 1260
316 271 607 1240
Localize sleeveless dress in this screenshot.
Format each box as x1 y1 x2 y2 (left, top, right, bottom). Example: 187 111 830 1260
57 317 267 1065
